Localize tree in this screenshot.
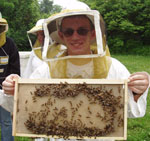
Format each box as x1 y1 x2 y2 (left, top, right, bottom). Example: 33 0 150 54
0 0 62 51
0 0 18 16
39 0 61 15
40 0 53 13
1 0 41 51
80 0 150 55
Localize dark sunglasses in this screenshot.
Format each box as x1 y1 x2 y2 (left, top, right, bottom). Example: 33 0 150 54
61 27 90 37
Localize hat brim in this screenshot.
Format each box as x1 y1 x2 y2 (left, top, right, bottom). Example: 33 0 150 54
0 18 7 24
27 26 43 34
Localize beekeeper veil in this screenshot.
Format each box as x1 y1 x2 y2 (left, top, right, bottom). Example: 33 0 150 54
43 1 112 78
0 12 8 48
27 19 45 60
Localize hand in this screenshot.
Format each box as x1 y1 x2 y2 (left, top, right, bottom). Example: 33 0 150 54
128 72 149 101
2 74 20 95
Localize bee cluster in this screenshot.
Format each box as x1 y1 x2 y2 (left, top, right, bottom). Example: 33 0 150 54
23 82 124 139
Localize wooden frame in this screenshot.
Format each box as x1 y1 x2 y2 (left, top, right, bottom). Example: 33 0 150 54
13 79 128 140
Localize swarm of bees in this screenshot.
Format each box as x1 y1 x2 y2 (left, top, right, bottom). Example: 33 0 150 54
24 82 124 139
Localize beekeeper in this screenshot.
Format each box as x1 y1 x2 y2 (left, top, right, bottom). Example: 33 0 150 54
23 19 45 78
0 1 150 141
0 12 20 141
23 19 66 79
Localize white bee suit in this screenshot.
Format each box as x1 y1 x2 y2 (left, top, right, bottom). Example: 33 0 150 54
23 50 44 78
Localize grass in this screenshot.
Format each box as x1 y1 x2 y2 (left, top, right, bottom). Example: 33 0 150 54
1 54 150 141
112 54 150 73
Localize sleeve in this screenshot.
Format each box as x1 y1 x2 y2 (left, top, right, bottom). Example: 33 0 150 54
0 90 14 113
107 58 148 118
8 38 20 76
128 88 148 118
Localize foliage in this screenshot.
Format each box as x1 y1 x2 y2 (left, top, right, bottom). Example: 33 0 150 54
0 0 62 51
39 0 61 15
1 0 41 51
0 0 18 15
80 0 150 55
39 0 62 19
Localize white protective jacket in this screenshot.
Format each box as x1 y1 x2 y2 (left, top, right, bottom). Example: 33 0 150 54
23 50 44 78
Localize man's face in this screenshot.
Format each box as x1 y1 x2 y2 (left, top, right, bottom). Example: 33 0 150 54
37 30 44 46
59 16 95 55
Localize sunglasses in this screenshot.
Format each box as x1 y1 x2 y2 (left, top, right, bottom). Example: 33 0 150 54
61 27 90 37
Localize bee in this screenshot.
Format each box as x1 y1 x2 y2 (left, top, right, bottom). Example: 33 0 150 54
118 86 121 93
88 107 92 115
54 99 56 104
17 108 19 113
78 114 82 117
50 102 53 106
69 101 72 107
77 119 82 126
32 97 37 103
76 104 80 108
86 116 90 119
109 89 113 94
89 121 93 125
25 100 28 104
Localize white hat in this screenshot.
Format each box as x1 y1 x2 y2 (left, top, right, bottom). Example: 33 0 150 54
62 1 90 11
27 19 45 34
27 19 45 51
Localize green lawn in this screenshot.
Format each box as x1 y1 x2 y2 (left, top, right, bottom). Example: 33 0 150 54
1 54 150 141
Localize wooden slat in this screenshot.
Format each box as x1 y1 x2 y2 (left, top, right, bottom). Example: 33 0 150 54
123 79 128 140
17 78 127 84
12 78 18 136
15 133 126 140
